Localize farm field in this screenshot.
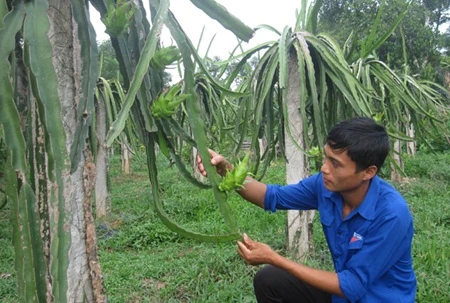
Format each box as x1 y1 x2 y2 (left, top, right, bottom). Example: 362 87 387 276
1 151 449 302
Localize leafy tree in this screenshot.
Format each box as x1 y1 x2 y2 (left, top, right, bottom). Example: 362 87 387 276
423 0 450 33
98 39 121 80
318 0 448 81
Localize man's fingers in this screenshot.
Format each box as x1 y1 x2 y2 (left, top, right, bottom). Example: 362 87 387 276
237 241 251 255
208 148 219 157
242 233 254 249
237 240 246 251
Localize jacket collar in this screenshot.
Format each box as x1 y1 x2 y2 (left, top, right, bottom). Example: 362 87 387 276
323 175 380 221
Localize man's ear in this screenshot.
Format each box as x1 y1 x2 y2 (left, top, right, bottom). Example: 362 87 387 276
363 165 378 180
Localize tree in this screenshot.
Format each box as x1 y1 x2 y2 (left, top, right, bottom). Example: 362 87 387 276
1 0 104 301
318 0 448 81
1 0 255 300
423 0 450 33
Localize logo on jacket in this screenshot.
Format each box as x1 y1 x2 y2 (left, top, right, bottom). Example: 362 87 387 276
350 232 363 243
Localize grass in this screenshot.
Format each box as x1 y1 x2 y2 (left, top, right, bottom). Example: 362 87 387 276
0 151 449 302
400 153 450 302
96 155 287 303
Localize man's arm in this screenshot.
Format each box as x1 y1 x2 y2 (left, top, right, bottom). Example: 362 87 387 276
236 176 266 208
237 234 344 297
272 255 343 297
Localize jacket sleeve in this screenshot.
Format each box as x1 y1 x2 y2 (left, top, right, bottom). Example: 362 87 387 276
264 173 321 212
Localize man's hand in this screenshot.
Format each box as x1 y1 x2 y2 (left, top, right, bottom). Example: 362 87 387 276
196 149 233 177
237 233 277 266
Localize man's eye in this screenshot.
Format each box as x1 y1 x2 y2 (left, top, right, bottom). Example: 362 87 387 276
331 160 339 168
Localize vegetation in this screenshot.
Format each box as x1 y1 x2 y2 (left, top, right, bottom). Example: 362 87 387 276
2 150 450 302
0 130 5 210
318 0 449 81
1 0 449 301
1 1 255 300
98 39 122 81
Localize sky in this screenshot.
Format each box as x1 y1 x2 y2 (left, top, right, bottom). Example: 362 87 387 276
90 0 303 58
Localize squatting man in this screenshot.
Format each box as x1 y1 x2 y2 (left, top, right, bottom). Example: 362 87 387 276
197 117 416 303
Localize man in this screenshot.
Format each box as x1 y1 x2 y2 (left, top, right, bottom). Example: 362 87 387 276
197 117 416 303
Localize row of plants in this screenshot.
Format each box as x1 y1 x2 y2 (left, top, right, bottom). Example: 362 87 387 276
90 151 450 302
3 149 449 302
1 0 449 301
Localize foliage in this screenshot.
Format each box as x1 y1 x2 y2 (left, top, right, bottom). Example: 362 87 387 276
0 128 5 177
1 1 91 300
93 0 259 243
398 153 450 302
98 39 121 81
318 0 447 81
403 151 450 180
0 129 5 209
217 0 449 185
205 55 259 87
98 39 173 87
96 0 449 246
423 0 450 31
416 117 450 153
97 38 173 85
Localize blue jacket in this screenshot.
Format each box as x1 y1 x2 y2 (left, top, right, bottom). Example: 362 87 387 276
264 173 416 302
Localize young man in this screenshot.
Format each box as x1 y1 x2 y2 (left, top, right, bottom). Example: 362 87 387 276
197 117 416 303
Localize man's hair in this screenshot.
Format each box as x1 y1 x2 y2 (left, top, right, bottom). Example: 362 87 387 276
326 117 390 172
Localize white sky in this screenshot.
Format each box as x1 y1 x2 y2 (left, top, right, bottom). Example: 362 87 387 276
91 0 302 58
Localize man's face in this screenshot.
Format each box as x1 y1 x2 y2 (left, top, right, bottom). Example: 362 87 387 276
320 144 367 193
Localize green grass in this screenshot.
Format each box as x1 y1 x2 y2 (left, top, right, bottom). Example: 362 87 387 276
400 153 450 302
0 208 16 303
96 155 287 302
0 151 449 302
